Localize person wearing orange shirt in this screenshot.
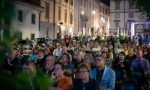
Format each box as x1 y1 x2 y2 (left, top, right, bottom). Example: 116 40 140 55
49 62 72 90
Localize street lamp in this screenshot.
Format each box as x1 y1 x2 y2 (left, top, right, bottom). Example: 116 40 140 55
92 11 96 15
101 17 105 23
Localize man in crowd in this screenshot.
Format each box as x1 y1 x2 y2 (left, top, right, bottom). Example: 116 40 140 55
90 54 116 90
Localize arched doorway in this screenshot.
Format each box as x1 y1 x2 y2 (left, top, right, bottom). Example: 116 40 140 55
131 22 150 38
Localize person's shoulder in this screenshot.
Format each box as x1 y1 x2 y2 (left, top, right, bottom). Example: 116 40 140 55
105 66 115 73
132 58 138 62
90 68 97 73
73 78 82 83
63 77 72 82
90 78 98 83
142 58 149 62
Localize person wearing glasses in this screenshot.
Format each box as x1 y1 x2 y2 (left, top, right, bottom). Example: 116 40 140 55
73 63 100 90
90 54 116 90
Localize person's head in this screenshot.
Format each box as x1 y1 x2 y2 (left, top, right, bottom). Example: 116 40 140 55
8 48 18 59
143 47 149 55
44 48 49 55
22 61 36 74
118 51 125 61
75 51 83 62
38 50 44 58
45 54 56 70
60 53 72 66
136 50 143 59
53 62 64 78
128 48 134 55
102 46 109 53
101 51 107 59
78 64 90 81
32 49 38 54
56 43 61 48
83 54 94 65
29 44 33 50
94 54 105 68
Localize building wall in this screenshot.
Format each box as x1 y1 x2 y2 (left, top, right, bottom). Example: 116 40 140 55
74 0 110 36
11 1 41 40
40 0 74 39
110 0 147 36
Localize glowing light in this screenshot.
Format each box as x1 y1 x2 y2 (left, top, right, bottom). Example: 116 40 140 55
131 22 135 38
101 18 105 23
81 11 85 15
61 25 65 31
92 11 96 15
69 28 73 33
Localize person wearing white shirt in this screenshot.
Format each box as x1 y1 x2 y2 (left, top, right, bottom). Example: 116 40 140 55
53 43 63 58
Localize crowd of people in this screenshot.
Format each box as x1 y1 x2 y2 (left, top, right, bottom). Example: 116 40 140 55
2 35 150 90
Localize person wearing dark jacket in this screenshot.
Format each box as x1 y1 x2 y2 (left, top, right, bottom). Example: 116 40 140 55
73 64 100 90
3 49 22 74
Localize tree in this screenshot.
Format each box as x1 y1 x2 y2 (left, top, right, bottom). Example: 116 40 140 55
130 0 150 20
0 0 54 89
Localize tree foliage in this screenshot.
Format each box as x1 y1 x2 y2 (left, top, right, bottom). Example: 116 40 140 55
130 0 150 20
0 0 54 90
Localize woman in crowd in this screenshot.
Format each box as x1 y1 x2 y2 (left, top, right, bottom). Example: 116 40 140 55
22 61 36 75
101 51 113 68
73 64 100 90
83 54 95 69
72 51 83 78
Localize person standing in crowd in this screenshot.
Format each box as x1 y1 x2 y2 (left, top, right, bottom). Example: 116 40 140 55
22 61 36 75
131 50 150 74
49 62 72 90
59 53 74 77
131 50 150 89
42 54 56 76
125 47 136 66
35 50 44 67
143 47 150 63
28 49 38 64
53 43 63 58
73 64 100 90
72 51 83 78
64 35 70 48
113 52 130 81
3 48 22 74
101 51 112 68
83 54 95 69
90 54 116 90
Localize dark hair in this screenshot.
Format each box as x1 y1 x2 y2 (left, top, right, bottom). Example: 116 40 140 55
94 54 105 61
118 51 125 56
54 62 64 70
60 53 72 63
95 54 104 59
45 54 56 61
78 63 91 72
38 49 44 53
